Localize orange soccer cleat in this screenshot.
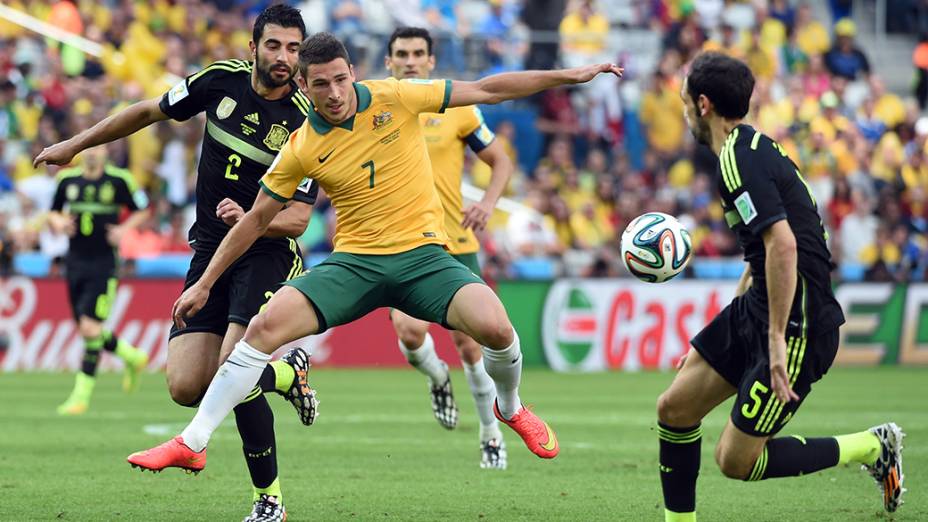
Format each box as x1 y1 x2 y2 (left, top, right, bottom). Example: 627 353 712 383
127 436 206 474
493 401 559 459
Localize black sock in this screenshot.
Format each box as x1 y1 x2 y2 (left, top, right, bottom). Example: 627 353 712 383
257 365 277 393
658 422 701 514
80 335 104 376
746 436 840 481
234 389 278 490
101 330 118 352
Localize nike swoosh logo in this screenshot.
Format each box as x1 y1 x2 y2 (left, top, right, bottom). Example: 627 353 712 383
539 423 558 452
318 149 336 163
186 456 202 465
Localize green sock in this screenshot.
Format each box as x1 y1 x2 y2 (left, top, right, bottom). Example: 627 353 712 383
665 509 696 522
254 477 282 502
271 360 295 393
835 431 880 466
70 372 96 402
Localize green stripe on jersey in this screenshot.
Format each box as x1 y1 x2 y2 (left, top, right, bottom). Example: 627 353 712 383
292 92 311 115
750 131 761 150
189 60 252 84
66 201 121 214
206 119 276 166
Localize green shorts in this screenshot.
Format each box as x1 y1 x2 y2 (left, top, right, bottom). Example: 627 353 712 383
286 244 485 332
451 252 481 276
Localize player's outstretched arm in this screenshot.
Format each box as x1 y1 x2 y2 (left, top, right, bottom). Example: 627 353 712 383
763 220 800 403
173 190 285 327
448 63 623 108
33 98 169 167
462 140 513 231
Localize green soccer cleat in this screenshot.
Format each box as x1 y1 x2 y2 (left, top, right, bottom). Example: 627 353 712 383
56 397 88 416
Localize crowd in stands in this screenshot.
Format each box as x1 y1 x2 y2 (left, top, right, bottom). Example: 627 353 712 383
0 0 926 282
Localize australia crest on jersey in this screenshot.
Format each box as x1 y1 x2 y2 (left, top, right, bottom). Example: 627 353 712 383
372 111 393 131
216 97 237 120
263 124 290 151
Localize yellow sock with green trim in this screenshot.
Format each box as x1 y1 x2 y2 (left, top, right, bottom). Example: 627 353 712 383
271 360 295 393
665 509 696 522
836 431 880 466
253 477 282 502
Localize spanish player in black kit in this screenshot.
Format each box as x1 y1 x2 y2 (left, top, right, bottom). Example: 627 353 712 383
655 52 905 522
49 145 150 416
34 6 318 522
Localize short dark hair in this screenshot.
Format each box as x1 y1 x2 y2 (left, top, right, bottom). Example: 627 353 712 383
299 32 351 72
387 27 434 56
253 4 307 44
686 52 755 119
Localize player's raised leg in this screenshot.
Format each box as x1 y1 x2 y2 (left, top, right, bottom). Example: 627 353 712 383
452 329 506 469
445 282 558 459
129 286 321 472
391 310 457 429
656 350 737 522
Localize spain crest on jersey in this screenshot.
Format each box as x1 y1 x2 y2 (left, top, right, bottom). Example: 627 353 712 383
372 111 393 131
263 124 290 151
216 97 237 120
99 182 115 204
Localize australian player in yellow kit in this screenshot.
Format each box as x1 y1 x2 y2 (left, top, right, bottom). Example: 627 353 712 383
385 27 514 470
130 32 623 471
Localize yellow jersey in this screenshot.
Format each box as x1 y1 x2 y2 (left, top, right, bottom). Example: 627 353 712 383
420 106 495 255
260 78 452 255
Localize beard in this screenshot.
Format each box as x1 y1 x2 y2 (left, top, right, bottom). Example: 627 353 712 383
255 56 295 89
689 111 712 146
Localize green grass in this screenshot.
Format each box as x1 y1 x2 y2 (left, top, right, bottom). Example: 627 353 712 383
0 367 924 521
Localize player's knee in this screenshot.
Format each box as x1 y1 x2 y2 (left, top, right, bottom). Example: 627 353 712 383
656 391 699 427
394 320 427 349
244 312 277 348
715 446 753 480
166 376 207 407
77 318 101 339
453 333 482 364
472 309 513 349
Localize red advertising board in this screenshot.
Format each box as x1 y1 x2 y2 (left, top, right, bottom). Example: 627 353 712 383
0 277 458 371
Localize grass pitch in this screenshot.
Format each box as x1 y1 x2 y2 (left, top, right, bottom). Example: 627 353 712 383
0 367 924 521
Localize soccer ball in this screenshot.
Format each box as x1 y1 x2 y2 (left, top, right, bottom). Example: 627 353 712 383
620 212 692 283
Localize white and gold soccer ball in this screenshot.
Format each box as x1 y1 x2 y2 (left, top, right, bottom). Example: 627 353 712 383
620 212 692 283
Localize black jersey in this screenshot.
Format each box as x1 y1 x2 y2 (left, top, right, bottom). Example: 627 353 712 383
717 124 845 332
51 164 148 266
159 59 318 251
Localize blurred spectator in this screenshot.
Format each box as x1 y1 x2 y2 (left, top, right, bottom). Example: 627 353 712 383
522 0 566 70
914 33 928 110
840 189 878 264
794 3 830 57
824 18 870 81
639 71 685 159
559 0 609 67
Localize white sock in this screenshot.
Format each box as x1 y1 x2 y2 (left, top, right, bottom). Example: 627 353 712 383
464 358 501 442
398 333 448 385
180 340 271 452
481 331 522 420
